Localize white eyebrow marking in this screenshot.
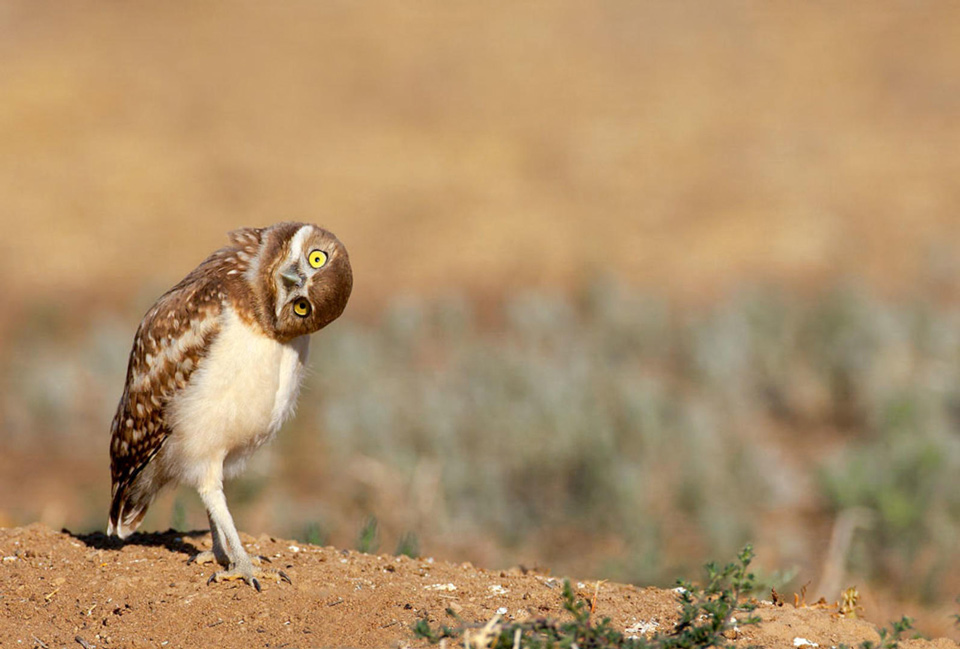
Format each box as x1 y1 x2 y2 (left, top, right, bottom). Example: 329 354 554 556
285 225 313 267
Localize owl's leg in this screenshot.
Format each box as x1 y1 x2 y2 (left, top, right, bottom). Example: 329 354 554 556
197 486 290 591
198 487 257 584
189 511 230 567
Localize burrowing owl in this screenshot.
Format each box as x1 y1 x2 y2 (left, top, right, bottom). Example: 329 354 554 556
108 223 352 590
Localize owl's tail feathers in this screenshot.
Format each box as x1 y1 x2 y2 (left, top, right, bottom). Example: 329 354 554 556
107 485 149 540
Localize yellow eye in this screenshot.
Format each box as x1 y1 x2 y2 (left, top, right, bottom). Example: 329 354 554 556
308 250 328 269
293 298 311 318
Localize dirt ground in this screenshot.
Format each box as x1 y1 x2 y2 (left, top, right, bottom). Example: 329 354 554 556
0 525 955 649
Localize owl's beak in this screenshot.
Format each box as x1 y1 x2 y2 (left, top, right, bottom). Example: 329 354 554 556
280 265 304 289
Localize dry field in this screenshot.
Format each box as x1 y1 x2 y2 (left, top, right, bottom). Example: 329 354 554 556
2 1 960 644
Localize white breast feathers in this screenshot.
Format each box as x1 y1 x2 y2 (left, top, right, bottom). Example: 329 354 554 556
166 307 310 487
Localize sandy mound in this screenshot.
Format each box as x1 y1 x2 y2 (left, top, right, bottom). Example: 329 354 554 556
0 524 955 649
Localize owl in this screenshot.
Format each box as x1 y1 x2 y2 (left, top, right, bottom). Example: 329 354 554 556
108 222 352 590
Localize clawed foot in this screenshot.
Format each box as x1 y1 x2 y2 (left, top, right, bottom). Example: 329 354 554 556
206 563 291 592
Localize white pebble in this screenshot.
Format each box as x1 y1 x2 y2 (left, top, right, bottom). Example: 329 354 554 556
625 620 660 637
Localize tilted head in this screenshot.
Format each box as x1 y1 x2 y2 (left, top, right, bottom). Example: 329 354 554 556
246 222 353 341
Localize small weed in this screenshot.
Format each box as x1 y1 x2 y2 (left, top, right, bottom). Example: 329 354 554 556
298 521 328 547
668 545 760 649
838 587 864 619
395 531 419 558
356 515 380 554
413 545 760 648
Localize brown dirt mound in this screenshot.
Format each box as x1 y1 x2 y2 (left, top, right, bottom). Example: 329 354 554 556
0 524 955 649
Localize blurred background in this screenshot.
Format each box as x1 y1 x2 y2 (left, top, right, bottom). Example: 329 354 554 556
1 1 959 639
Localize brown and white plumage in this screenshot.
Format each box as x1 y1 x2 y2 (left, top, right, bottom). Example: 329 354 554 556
108 222 352 588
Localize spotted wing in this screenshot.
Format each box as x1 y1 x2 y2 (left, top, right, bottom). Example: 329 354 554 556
108 273 225 537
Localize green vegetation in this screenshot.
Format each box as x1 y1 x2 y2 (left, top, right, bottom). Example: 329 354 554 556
356 514 380 554
395 530 420 558
3 279 959 603
308 280 960 595
413 545 760 649
298 521 328 547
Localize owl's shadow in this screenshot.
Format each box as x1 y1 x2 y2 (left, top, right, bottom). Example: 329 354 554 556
68 528 208 558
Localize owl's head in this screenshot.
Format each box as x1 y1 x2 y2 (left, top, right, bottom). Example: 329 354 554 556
252 222 353 341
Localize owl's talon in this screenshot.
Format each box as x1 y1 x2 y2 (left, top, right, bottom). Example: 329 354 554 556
252 577 262 593
278 570 292 585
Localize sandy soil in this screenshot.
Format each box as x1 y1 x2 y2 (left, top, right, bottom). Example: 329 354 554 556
0 525 955 649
